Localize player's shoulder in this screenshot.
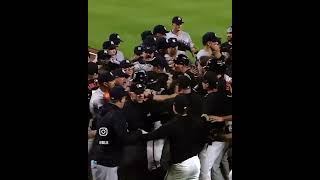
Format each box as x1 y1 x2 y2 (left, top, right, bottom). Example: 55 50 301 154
181 31 191 36
166 31 174 38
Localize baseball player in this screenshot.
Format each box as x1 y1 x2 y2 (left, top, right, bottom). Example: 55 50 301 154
153 24 169 38
166 16 197 55
198 71 230 180
90 86 140 180
221 26 232 54
139 94 206 180
108 33 125 63
196 32 221 61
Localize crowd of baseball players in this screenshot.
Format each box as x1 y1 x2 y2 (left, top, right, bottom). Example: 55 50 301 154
88 16 232 180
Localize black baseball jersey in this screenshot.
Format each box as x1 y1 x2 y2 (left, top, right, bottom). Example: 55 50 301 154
202 91 229 142
91 103 140 167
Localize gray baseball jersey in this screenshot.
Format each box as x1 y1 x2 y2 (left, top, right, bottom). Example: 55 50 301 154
196 49 211 60
166 30 195 49
103 50 125 64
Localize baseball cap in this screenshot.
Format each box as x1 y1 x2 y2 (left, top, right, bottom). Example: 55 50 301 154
227 26 232 33
153 25 169 35
109 33 123 45
98 72 115 84
144 46 154 54
134 45 144 55
102 40 117 50
109 86 129 101
146 71 159 84
133 70 147 83
176 75 191 89
120 60 133 69
167 38 179 48
143 35 157 47
156 37 169 50
174 54 190 66
147 58 160 68
172 16 184 25
88 62 98 75
130 83 146 95
112 69 130 78
141 30 153 41
173 94 191 114
202 32 221 45
202 71 218 85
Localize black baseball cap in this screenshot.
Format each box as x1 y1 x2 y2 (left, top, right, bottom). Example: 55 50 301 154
147 58 160 68
146 71 159 84
203 71 218 85
109 86 129 101
88 62 98 75
134 45 144 55
120 60 133 69
109 33 123 45
144 46 154 54
202 32 221 45
153 25 169 35
141 30 153 41
133 70 147 83
112 69 130 78
174 54 189 66
173 94 191 114
156 37 169 50
143 35 157 47
130 83 146 95
97 50 108 60
176 75 191 89
98 72 115 84
102 40 117 50
167 38 179 48
172 16 184 25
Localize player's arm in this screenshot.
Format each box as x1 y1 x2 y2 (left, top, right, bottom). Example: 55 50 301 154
144 89 177 101
201 114 232 122
88 130 97 139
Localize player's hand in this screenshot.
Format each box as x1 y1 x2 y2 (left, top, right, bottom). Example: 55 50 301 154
138 129 148 134
226 82 232 94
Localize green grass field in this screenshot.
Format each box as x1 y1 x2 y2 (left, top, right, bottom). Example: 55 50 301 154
88 0 232 59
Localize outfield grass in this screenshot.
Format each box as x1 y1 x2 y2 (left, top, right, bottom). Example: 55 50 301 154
88 0 232 60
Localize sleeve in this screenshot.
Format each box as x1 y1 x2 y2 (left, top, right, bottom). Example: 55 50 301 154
187 33 194 48
117 51 125 62
89 97 96 116
141 120 176 141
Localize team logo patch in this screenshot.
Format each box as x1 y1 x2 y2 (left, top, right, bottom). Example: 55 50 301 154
99 127 108 136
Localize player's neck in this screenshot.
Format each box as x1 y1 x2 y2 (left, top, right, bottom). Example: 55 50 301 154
172 29 181 35
213 51 222 58
205 46 213 54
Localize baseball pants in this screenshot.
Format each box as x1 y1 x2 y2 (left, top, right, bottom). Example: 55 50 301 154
199 141 225 180
164 155 200 180
91 162 118 180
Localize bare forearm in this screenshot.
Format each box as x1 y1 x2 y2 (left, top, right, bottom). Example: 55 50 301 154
153 93 177 101
202 114 232 122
